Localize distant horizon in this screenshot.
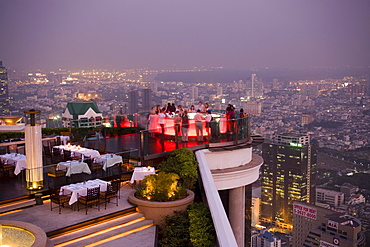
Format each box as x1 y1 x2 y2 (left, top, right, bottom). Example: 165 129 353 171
2 62 370 74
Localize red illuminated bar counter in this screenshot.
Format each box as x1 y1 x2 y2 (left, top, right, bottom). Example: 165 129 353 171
148 112 227 137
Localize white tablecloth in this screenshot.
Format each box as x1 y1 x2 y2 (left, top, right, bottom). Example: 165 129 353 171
60 179 110 205
94 154 123 171
130 167 156 184
0 153 27 175
58 161 91 176
54 145 101 159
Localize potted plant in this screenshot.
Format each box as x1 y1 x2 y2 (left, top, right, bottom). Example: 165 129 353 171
128 172 194 225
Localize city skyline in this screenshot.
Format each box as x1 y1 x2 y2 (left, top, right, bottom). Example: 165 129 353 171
1 0 370 71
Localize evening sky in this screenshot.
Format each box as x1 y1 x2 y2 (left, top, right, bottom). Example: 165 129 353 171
0 0 369 71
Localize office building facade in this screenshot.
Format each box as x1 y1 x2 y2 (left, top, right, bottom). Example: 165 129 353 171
128 90 139 114
292 201 366 247
261 133 317 231
316 188 344 208
0 61 9 115
142 87 152 112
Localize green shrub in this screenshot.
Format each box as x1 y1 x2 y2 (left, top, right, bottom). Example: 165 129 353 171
160 148 198 190
0 132 25 142
188 203 215 247
159 210 191 247
135 172 187 202
158 203 215 247
42 127 70 136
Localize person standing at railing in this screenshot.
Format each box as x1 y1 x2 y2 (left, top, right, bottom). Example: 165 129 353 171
189 105 195 112
195 101 205 112
194 110 204 142
238 108 246 133
226 104 235 134
147 110 159 137
158 108 167 138
180 110 189 142
205 110 213 141
204 103 210 112
173 111 182 143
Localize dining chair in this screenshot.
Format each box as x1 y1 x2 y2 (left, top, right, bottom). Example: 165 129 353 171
0 159 15 177
78 186 100 215
47 164 67 187
52 148 63 163
71 152 82 161
99 180 120 209
63 150 72 162
56 136 62 146
85 158 103 179
50 188 71 214
49 139 57 148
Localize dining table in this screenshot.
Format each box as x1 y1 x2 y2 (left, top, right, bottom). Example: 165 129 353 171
94 154 123 171
54 144 101 159
0 153 27 175
130 167 156 184
58 160 91 177
60 179 110 205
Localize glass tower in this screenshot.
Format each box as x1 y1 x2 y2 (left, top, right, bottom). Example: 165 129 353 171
260 133 317 232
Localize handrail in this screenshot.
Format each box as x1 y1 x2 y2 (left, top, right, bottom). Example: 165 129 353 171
195 150 238 247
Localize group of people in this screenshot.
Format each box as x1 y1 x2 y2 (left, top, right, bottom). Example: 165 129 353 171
147 101 213 142
147 102 247 142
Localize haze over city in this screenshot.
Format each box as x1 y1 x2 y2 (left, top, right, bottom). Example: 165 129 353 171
1 0 370 71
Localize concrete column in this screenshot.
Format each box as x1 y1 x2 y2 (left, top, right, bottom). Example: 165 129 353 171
229 186 245 247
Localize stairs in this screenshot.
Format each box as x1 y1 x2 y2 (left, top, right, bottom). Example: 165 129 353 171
0 195 35 215
48 208 155 247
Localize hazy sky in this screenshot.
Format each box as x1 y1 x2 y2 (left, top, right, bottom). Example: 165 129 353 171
0 0 369 71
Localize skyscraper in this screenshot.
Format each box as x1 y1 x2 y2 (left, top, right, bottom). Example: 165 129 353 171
260 133 317 231
246 74 263 99
0 61 9 115
191 86 198 102
128 90 139 114
216 86 223 97
142 87 152 112
251 73 256 98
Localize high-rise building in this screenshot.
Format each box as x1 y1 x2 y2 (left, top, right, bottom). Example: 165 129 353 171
142 87 152 112
217 86 223 97
247 74 263 99
251 74 256 98
191 86 198 102
292 201 366 247
128 90 139 114
261 133 317 231
0 61 9 115
150 81 158 94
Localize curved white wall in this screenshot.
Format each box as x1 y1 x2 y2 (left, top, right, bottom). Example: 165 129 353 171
204 148 252 170
201 148 263 190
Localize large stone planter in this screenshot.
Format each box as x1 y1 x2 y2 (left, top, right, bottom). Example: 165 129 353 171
0 220 52 247
128 189 194 226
